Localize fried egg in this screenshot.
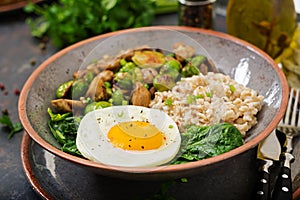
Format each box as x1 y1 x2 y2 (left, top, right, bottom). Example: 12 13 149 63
76 105 181 167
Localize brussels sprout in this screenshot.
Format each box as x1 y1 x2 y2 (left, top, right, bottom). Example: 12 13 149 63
120 61 136 73
181 64 200 77
132 50 165 68
111 89 125 105
83 71 95 83
84 101 112 114
71 79 89 99
159 60 181 79
190 55 206 67
114 72 133 89
153 74 176 92
132 67 144 82
56 80 74 98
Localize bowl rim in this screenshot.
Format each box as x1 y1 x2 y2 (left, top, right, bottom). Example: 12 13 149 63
18 26 289 174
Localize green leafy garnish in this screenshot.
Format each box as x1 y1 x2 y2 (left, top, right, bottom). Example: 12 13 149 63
24 0 156 48
47 108 82 156
172 123 243 164
48 107 71 121
0 111 23 139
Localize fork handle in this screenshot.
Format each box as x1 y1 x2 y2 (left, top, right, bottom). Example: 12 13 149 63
272 152 294 200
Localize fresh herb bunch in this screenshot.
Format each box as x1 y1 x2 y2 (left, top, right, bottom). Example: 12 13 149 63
24 0 156 48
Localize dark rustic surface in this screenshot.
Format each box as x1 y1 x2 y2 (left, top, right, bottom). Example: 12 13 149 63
1 4 299 200
0 8 180 200
0 10 57 200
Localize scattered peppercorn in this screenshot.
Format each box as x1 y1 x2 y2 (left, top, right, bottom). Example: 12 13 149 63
2 109 8 115
0 83 5 91
14 89 20 96
30 58 36 66
39 42 46 51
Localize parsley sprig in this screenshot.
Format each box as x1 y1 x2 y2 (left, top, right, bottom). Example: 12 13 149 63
0 110 23 139
24 0 156 48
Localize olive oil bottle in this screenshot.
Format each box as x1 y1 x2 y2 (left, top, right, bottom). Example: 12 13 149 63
226 0 297 58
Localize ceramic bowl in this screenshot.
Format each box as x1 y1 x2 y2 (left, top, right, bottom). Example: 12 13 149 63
19 26 288 199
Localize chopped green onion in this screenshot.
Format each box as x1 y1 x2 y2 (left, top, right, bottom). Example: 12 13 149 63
206 91 213 98
229 84 235 93
165 98 173 106
186 94 196 104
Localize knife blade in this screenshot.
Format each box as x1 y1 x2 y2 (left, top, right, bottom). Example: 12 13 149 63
254 130 281 200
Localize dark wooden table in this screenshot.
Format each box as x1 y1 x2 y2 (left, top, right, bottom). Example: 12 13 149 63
7 3 299 200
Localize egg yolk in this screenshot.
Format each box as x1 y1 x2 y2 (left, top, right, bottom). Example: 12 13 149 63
107 121 165 151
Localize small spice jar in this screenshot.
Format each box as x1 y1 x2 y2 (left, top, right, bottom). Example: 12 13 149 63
178 0 216 29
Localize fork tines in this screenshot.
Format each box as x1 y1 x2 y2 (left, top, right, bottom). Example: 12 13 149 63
279 88 300 132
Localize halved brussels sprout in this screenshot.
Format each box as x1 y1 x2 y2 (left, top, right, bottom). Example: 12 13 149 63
132 50 165 68
56 80 74 98
84 101 112 114
153 74 176 92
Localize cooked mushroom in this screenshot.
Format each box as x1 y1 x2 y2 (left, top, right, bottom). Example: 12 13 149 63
84 70 113 101
51 99 85 113
85 76 110 101
130 82 151 107
173 42 195 61
97 70 114 82
141 68 158 84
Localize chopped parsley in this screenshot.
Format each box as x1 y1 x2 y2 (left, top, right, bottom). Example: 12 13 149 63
206 91 213 98
165 98 173 106
118 111 124 117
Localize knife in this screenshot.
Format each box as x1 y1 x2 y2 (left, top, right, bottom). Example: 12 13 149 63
271 128 298 200
254 130 281 200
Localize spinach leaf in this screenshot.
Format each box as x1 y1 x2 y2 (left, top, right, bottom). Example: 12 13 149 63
172 123 243 164
47 108 82 156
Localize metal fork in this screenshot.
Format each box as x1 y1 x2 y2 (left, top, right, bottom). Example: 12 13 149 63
272 87 300 200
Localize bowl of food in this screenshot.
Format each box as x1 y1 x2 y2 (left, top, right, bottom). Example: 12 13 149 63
19 26 288 199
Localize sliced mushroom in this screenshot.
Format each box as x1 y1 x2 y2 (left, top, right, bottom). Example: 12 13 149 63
130 82 151 107
141 68 158 84
173 42 195 61
51 99 85 113
85 76 110 101
97 70 114 82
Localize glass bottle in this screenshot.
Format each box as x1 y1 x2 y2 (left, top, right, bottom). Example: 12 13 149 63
178 0 216 29
226 0 297 58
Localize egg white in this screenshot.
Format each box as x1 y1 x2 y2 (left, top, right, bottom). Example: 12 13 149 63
76 105 181 167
